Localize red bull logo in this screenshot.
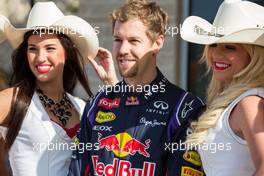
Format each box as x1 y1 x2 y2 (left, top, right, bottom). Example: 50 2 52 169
97 132 151 158
122 138 151 157
92 155 156 176
125 96 140 106
98 133 119 151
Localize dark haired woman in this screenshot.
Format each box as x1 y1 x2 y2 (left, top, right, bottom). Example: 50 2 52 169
0 2 117 176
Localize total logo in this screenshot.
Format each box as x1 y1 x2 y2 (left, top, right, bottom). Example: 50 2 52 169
97 132 151 158
146 101 170 115
92 155 156 176
98 98 121 109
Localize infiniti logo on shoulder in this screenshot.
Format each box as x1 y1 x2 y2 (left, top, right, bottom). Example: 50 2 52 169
154 101 169 110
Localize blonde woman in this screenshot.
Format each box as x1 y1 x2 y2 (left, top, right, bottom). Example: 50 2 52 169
181 0 264 175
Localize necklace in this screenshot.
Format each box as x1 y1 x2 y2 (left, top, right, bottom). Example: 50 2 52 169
36 89 72 126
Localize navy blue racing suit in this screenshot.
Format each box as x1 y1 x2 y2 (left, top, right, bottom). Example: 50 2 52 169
68 68 205 176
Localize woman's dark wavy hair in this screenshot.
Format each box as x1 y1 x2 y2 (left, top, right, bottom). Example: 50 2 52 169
5 30 93 149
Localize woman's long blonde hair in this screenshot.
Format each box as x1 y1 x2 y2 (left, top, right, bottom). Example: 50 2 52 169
185 44 264 147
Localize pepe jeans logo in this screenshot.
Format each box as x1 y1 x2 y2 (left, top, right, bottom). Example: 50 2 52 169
139 117 166 127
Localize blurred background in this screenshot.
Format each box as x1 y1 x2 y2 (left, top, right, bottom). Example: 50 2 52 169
0 0 263 101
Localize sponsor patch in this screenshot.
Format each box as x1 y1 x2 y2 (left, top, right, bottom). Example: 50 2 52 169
125 96 140 106
98 98 121 109
154 101 169 110
92 155 156 176
139 117 166 127
181 166 204 176
95 111 116 123
183 151 202 166
74 136 79 145
181 100 194 119
93 125 112 132
145 100 170 116
97 132 151 158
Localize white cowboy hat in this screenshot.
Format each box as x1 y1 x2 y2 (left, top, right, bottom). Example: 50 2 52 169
0 1 99 60
181 0 264 46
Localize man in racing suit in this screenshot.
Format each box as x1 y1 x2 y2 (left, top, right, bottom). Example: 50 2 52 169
68 0 206 175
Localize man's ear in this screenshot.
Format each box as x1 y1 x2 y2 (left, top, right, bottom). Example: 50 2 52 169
153 35 164 55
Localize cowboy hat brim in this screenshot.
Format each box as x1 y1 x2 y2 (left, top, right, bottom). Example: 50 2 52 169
181 16 264 47
2 15 99 61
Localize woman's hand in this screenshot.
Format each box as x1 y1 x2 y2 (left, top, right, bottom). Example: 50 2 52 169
88 47 118 86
